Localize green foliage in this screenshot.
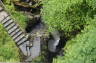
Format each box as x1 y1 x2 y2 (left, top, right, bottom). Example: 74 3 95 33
42 0 96 63
0 24 20 62
42 0 96 37
2 0 96 62
10 11 28 29
86 0 96 9
0 42 20 62
54 19 96 63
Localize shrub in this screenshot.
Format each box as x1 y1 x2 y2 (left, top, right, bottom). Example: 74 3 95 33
42 0 96 37
42 0 96 62
53 18 96 63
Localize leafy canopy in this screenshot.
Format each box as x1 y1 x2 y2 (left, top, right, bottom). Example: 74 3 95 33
42 0 96 37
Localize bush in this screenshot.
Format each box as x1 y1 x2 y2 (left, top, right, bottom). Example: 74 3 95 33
42 0 96 63
54 19 96 63
42 0 96 37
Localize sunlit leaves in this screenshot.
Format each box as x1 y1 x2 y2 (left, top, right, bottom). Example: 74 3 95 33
42 0 96 38
55 26 96 63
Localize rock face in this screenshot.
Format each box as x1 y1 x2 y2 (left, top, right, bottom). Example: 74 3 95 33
26 18 60 53
48 31 60 52
25 36 41 61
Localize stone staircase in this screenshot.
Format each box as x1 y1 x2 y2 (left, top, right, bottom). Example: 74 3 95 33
0 6 41 61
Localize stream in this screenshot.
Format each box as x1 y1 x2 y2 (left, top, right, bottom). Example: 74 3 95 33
25 15 66 63
13 1 66 63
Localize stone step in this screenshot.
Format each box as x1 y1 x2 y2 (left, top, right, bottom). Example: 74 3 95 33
0 6 36 57
13 31 23 39
14 34 25 42
17 37 27 45
10 28 21 37
4 19 13 27
2 16 10 24
6 23 16 31
8 24 18 34
0 7 3 12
